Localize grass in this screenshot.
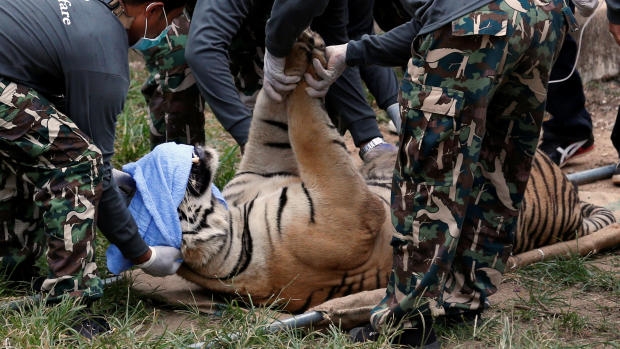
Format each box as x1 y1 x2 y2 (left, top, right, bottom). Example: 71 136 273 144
1 61 619 348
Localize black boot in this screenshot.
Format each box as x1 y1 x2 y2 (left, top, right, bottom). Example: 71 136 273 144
350 321 440 348
72 309 111 339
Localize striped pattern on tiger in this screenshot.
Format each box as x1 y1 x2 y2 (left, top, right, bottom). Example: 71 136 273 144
516 150 616 252
177 29 394 313
177 29 616 313
361 148 617 254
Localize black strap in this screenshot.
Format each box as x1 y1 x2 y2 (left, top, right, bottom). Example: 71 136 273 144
99 0 124 17
99 0 134 28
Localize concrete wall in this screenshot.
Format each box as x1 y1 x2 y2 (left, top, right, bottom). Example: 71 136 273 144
575 2 620 83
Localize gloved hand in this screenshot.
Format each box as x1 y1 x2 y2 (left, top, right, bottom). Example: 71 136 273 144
263 49 301 102
573 0 599 17
136 246 182 277
304 43 348 98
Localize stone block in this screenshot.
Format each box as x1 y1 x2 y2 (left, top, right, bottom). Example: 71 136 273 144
574 2 620 83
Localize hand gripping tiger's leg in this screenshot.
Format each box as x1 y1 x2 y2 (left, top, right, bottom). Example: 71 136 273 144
235 35 315 175
285 30 385 226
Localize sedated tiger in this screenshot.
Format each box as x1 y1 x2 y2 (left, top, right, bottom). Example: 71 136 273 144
176 29 616 313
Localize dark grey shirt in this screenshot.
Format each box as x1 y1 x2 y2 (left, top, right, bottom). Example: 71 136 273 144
400 0 495 36
265 0 330 57
187 0 342 146
0 0 148 260
186 0 260 146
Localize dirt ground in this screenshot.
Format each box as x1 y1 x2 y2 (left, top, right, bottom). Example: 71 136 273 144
470 75 620 346
561 77 620 187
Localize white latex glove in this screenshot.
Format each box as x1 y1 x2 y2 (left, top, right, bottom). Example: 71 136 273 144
136 246 183 277
304 43 348 98
263 49 301 102
573 0 599 17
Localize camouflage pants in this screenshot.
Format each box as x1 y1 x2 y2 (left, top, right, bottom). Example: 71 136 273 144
371 0 569 330
143 83 206 148
141 12 206 148
0 78 104 302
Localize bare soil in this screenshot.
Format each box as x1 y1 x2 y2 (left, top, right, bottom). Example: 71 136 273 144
472 77 620 347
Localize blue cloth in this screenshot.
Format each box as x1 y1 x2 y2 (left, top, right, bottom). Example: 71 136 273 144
211 183 228 209
106 142 194 275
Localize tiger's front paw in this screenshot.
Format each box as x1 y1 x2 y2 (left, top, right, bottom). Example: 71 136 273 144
284 28 326 78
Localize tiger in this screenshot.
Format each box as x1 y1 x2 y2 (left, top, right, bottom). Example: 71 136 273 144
176 29 616 313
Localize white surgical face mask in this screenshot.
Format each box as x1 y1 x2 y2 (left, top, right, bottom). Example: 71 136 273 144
131 3 170 51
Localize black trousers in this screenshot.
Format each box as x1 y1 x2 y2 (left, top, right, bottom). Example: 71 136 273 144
612 106 620 158
543 13 592 144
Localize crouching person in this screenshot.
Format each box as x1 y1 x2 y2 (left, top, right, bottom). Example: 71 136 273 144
0 0 186 337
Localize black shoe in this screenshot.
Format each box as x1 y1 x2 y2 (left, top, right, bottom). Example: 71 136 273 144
0 263 42 292
539 135 595 167
395 326 440 348
439 310 482 327
72 311 111 339
350 322 440 348
349 323 380 342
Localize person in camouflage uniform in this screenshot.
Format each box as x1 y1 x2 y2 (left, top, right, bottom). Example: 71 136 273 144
375 0 570 331
0 0 186 312
137 8 206 148
285 0 572 345
0 80 104 301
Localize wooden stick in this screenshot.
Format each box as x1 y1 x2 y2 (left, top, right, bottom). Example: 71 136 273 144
507 223 620 270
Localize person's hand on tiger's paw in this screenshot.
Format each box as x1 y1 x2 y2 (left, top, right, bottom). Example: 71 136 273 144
135 246 182 277
304 43 347 98
263 49 301 102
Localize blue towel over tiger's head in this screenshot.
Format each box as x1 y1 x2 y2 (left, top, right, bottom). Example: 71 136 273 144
106 142 194 275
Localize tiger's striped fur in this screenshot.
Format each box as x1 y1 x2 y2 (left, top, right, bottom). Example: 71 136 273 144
177 30 616 313
178 30 393 313
360 148 617 254
516 150 616 252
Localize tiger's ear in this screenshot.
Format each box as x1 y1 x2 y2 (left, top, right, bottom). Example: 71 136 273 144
186 145 214 196
195 145 220 175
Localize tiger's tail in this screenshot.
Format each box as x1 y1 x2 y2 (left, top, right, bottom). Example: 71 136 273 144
580 202 617 235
